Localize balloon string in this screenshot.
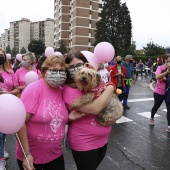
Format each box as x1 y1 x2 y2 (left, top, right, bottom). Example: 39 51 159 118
15 133 31 168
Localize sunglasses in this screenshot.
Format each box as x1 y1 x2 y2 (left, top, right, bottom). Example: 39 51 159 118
0 73 4 83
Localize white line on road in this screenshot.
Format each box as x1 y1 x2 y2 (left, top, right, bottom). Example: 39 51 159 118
128 98 154 102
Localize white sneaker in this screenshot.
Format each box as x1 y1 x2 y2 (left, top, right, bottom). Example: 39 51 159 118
0 160 6 170
3 150 9 159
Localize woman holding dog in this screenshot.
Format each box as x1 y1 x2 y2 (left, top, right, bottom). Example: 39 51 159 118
150 54 170 129
63 51 115 170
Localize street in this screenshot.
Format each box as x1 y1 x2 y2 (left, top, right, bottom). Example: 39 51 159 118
5 75 170 170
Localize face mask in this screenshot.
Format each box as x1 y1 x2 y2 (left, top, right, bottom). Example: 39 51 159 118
0 56 5 65
129 60 133 63
117 61 122 65
46 70 67 87
21 60 29 67
68 64 84 79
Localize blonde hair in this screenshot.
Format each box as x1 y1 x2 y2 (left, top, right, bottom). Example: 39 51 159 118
22 52 36 65
41 55 67 77
116 56 122 60
0 48 10 73
98 63 104 70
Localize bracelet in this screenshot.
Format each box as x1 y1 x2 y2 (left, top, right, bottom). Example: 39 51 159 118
25 151 30 157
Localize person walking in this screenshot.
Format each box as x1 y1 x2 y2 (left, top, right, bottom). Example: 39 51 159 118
0 48 20 170
150 55 170 126
110 56 126 101
122 55 134 109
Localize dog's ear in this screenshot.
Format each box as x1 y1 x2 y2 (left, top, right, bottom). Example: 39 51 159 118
96 73 102 85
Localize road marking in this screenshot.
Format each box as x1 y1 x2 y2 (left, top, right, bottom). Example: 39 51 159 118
137 112 160 118
116 116 133 124
128 98 154 102
162 109 167 112
150 81 155 91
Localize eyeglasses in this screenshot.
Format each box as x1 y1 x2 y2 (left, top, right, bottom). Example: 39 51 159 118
68 63 84 71
0 73 4 83
47 69 67 74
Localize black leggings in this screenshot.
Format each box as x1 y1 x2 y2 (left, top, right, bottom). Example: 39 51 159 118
72 143 107 170
165 104 170 126
151 92 165 119
17 155 65 170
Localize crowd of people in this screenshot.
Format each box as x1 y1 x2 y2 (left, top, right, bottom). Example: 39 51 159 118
0 48 169 170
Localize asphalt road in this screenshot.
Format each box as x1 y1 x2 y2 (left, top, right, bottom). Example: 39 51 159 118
5 75 170 170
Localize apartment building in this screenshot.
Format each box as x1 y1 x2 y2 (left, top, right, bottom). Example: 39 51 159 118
54 0 103 52
31 18 54 47
0 33 5 50
4 29 10 49
10 18 30 52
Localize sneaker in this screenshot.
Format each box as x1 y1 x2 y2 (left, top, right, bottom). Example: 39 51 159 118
3 150 9 159
0 160 6 170
149 118 154 126
166 127 170 132
123 105 130 109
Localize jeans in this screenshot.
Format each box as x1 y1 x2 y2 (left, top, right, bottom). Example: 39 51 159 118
0 133 5 158
123 84 130 106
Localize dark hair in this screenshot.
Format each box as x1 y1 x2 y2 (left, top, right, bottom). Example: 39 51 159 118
65 51 88 64
36 56 47 71
162 54 170 63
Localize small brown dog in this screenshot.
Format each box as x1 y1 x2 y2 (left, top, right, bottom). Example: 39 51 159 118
69 67 123 126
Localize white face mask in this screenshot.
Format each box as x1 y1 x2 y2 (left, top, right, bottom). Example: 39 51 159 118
46 70 67 87
21 60 29 67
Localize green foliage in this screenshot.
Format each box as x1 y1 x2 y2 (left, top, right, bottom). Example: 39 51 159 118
94 0 132 56
28 39 46 56
127 41 136 55
11 48 18 57
5 45 11 54
20 47 26 54
57 40 67 54
143 42 165 56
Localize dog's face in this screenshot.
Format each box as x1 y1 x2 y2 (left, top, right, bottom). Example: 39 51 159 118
74 67 102 91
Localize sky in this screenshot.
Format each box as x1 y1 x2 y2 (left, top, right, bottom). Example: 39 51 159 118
0 0 170 50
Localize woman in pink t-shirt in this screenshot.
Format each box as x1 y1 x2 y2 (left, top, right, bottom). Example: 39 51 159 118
63 51 114 170
150 55 170 126
15 53 41 92
16 55 69 170
0 48 20 169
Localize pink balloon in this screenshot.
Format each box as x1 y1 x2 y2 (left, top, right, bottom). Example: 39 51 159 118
45 47 54 57
24 71 39 85
16 54 22 61
0 94 26 134
94 42 115 63
54 51 63 56
6 53 11 60
81 51 99 70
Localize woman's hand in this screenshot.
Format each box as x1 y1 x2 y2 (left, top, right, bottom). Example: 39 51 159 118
69 110 85 121
23 154 34 170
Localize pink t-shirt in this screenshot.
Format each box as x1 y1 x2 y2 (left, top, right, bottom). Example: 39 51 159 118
15 67 41 86
16 79 68 164
63 85 112 151
154 65 166 95
0 69 18 91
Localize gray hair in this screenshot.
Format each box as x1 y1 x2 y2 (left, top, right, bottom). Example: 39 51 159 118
125 55 132 61
22 53 36 64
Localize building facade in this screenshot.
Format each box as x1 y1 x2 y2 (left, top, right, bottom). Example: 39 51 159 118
10 18 30 53
31 18 54 47
54 0 102 52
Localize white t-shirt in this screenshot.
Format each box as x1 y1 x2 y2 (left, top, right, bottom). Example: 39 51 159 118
98 69 109 83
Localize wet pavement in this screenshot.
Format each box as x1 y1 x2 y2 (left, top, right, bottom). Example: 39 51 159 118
5 75 170 170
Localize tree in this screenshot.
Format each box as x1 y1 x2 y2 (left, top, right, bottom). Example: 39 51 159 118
57 40 67 54
5 45 11 54
28 39 45 56
94 0 132 56
143 42 165 56
127 41 136 55
20 47 26 54
11 48 18 57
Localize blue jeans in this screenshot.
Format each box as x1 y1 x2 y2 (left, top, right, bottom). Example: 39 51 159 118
0 132 5 158
123 84 130 106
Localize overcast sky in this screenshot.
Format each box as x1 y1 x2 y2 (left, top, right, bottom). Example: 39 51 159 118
0 0 169 49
